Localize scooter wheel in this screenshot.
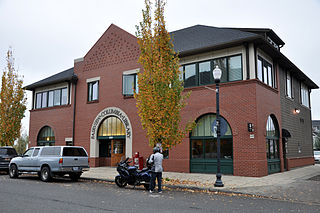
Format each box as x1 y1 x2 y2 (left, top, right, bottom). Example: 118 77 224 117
115 176 127 188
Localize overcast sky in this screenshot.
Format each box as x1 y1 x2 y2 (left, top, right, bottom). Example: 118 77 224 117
1 0 319 134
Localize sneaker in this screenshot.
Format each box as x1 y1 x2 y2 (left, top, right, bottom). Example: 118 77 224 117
149 190 154 193
158 191 162 194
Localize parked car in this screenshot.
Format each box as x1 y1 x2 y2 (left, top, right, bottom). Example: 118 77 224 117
314 150 320 162
0 147 18 173
9 146 89 181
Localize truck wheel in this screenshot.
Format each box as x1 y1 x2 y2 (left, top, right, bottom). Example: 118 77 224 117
9 164 19 178
40 166 52 182
69 173 81 181
115 176 127 188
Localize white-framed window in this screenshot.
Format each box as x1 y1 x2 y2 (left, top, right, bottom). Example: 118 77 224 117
35 87 68 109
123 74 138 96
286 71 292 98
257 56 275 88
88 81 99 102
300 83 309 107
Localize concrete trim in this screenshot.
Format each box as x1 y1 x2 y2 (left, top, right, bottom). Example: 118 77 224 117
74 57 84 63
90 107 133 158
86 77 101 83
123 68 140 75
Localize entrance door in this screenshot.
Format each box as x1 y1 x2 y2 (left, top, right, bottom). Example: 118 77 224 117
111 139 125 166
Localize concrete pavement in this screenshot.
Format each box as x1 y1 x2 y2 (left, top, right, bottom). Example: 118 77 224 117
82 164 320 204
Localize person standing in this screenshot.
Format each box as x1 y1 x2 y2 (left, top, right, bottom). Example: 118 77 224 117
148 146 163 193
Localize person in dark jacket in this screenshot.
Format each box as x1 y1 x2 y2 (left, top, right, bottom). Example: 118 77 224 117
148 146 163 193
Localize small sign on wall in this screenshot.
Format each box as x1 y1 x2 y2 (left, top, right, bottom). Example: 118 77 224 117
250 134 254 139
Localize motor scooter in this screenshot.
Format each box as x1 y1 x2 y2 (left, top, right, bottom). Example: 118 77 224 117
115 157 152 190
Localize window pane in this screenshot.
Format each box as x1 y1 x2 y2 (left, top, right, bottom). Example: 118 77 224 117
113 140 124 154
213 58 227 83
269 140 274 158
301 83 309 107
36 93 42 109
228 55 242 81
61 88 68 105
33 148 40 157
263 66 268 85
199 61 211 85
257 58 263 81
221 138 233 159
205 139 216 158
88 83 92 101
92 81 98 100
267 65 273 87
54 89 61 106
179 67 183 82
123 75 134 95
48 91 54 107
184 64 196 87
286 72 292 98
135 75 139 94
42 92 47 108
191 140 203 159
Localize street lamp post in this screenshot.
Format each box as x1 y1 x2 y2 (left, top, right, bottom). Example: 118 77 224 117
213 65 224 187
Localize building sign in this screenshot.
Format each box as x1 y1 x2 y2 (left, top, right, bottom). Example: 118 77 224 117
91 108 132 140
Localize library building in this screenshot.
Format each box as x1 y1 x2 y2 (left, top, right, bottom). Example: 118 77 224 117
25 24 318 177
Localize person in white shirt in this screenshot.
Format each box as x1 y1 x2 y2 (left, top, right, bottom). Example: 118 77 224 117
148 146 163 193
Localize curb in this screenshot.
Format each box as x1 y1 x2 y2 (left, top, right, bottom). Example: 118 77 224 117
80 176 260 197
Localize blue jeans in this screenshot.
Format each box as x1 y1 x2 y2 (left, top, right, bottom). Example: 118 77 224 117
150 172 162 192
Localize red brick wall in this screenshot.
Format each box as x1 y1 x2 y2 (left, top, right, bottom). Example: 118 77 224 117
287 157 314 170
29 104 74 147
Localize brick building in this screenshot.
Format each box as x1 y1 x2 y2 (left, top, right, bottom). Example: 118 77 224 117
25 24 318 177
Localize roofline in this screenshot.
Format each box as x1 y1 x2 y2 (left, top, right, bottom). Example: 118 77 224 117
24 71 77 91
177 34 318 89
224 27 285 46
177 35 262 57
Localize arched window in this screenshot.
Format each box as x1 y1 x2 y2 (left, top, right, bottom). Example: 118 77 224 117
37 126 55 146
98 116 126 137
266 115 279 159
266 115 280 174
190 114 233 174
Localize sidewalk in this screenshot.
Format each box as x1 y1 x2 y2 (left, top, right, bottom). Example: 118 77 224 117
82 164 320 204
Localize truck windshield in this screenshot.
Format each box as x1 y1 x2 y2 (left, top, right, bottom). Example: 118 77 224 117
63 147 87 157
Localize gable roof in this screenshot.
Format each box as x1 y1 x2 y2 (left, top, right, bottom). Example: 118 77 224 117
24 67 76 90
171 25 261 56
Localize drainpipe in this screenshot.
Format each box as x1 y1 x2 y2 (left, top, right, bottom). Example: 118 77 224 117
71 75 78 146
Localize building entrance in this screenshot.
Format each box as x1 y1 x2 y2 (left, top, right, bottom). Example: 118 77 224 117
97 116 126 166
99 138 125 166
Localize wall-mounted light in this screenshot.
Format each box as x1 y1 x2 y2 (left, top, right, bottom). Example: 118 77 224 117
294 108 300 114
248 123 254 132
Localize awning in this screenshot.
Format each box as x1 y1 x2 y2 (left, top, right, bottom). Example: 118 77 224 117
282 129 291 138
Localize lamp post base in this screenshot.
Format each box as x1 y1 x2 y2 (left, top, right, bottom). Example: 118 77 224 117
214 173 224 187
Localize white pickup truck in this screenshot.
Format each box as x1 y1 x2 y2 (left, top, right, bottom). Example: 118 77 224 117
9 146 89 182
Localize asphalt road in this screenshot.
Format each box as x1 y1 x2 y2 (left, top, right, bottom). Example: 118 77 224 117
0 173 319 213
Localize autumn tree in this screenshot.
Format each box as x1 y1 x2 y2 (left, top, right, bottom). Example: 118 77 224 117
135 0 193 150
0 48 27 146
14 133 29 154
